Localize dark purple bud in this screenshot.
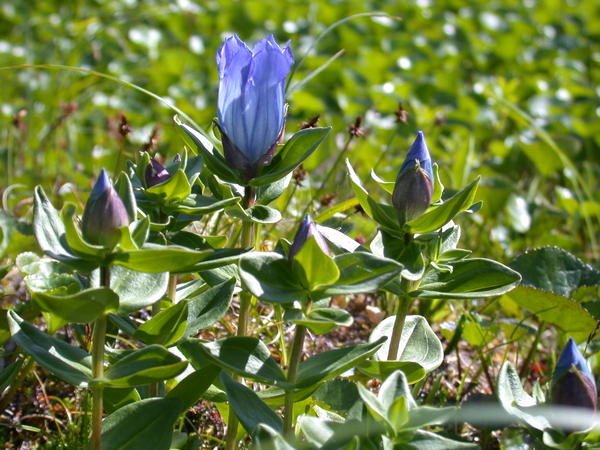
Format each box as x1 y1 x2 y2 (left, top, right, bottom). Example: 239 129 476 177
81 169 130 248
551 338 597 411
288 214 330 262
392 132 434 224
145 159 171 188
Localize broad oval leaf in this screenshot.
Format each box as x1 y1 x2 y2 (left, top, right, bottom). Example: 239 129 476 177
286 307 353 335
134 301 189 347
112 244 213 273
370 315 443 373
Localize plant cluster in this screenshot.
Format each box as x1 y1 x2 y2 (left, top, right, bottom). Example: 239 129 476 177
0 12 599 450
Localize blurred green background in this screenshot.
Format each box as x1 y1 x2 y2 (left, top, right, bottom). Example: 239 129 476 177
0 0 599 263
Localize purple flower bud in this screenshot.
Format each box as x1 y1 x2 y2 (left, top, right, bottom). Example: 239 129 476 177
392 132 434 224
288 214 330 262
81 169 130 248
216 34 294 179
145 159 171 188
551 338 597 411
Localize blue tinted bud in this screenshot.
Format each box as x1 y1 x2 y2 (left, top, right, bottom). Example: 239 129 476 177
145 159 170 188
81 169 130 248
551 338 597 411
288 214 330 262
217 34 294 179
392 132 434 224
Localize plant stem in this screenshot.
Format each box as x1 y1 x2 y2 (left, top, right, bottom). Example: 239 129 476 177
519 321 545 379
283 323 307 435
387 278 412 361
91 266 110 450
224 187 256 450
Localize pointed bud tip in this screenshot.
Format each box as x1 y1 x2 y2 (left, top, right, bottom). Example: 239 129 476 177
91 168 111 197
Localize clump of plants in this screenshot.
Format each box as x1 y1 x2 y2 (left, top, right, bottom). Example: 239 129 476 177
1 31 599 450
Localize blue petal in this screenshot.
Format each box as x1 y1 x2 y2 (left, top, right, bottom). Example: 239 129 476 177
217 35 294 164
91 168 111 198
399 131 433 181
554 338 595 383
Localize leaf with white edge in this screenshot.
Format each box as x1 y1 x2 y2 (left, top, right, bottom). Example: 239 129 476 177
404 177 480 234
295 338 386 389
370 315 443 372
250 127 331 186
104 345 187 387
7 310 92 386
497 361 550 431
413 258 521 299
179 337 288 387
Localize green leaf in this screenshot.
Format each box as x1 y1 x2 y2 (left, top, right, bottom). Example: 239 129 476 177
104 345 187 387
250 127 331 186
257 172 293 205
404 177 480 234
166 364 221 412
295 338 386 389
179 337 288 387
312 379 361 416
0 358 23 392
103 387 141 414
357 360 426 383
239 252 307 304
174 194 240 215
409 430 477 449
315 252 403 298
378 370 416 412
497 361 550 431
101 397 181 450
221 372 283 434
504 286 596 342
102 265 168 315
226 204 282 224
183 278 235 338
175 116 240 184
114 171 137 222
7 310 92 386
112 244 213 273
287 307 353 335
60 203 105 260
346 160 402 233
369 315 443 372
293 236 340 290
33 186 95 271
30 286 119 324
511 247 600 298
413 258 521 299
134 301 188 347
146 168 192 204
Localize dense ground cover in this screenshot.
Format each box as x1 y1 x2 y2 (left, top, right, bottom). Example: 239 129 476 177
0 0 599 448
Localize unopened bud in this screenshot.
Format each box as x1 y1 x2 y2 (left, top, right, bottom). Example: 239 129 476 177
289 214 330 262
392 131 434 224
145 159 171 188
81 169 130 248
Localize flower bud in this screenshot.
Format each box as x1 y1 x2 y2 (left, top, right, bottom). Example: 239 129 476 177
551 338 597 411
81 169 130 248
145 158 170 188
217 34 293 179
288 214 330 262
392 131 434 224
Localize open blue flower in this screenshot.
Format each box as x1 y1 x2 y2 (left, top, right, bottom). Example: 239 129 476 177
217 34 294 177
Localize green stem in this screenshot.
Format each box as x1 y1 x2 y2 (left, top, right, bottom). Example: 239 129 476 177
519 321 545 379
91 266 110 450
224 187 256 450
283 323 307 435
387 279 412 361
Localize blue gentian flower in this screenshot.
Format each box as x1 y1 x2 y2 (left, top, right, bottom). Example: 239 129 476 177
551 337 597 411
217 34 294 179
81 169 129 248
289 214 330 262
392 131 434 224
